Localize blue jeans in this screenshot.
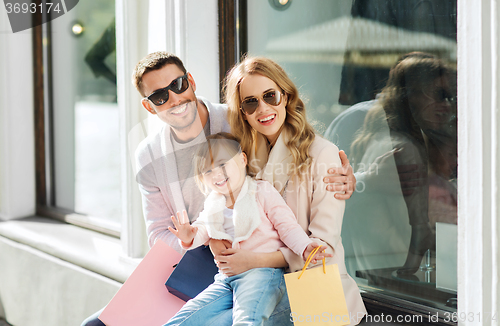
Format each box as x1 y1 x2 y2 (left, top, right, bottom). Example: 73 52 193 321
164 268 287 326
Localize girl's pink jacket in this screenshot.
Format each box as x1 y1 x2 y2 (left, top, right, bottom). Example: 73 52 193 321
182 177 313 259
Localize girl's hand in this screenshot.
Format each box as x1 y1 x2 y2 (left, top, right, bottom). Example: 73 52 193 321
214 248 259 276
302 243 332 264
209 239 232 257
167 210 197 246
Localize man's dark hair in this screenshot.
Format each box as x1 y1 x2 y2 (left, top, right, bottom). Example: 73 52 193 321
132 51 187 97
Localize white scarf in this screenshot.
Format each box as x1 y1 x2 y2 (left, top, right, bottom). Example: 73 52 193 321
195 176 262 247
252 132 293 195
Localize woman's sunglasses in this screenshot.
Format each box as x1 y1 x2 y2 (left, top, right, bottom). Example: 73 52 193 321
240 89 284 115
145 74 189 106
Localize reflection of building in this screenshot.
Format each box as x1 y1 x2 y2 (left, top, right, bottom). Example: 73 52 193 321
0 1 497 325
266 15 457 105
342 0 457 105
266 16 457 66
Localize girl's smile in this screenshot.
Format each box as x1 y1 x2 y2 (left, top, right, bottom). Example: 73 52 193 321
214 177 228 187
202 152 248 206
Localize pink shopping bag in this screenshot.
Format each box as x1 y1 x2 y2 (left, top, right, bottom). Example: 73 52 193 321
99 240 185 326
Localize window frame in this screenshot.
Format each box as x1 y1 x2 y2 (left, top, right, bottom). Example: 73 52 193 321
218 0 247 99
32 15 122 238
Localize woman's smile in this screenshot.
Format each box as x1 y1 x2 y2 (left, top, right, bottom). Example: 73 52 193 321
257 113 277 125
239 74 287 144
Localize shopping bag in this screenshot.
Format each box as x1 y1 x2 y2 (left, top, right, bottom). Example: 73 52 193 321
284 247 350 326
98 240 186 326
165 245 219 301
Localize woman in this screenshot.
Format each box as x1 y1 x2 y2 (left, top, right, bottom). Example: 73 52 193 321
218 56 366 325
349 53 457 274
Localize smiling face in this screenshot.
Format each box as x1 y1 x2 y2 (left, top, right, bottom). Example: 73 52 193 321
201 151 248 200
141 63 199 131
239 74 287 144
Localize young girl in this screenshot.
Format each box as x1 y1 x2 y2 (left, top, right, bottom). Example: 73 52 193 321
165 132 328 326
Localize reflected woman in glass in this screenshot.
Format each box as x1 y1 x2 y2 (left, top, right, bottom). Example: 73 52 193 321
348 52 457 275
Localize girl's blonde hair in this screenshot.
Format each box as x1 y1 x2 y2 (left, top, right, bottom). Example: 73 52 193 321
224 56 315 178
193 132 252 195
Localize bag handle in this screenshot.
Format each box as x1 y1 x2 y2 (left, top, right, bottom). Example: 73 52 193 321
298 246 326 279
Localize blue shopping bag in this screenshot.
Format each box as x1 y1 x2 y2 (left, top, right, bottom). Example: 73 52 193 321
165 245 219 301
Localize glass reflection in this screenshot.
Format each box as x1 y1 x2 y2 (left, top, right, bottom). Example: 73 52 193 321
50 0 120 224
328 52 457 305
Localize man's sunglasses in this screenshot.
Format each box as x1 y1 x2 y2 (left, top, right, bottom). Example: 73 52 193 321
145 74 189 106
240 89 284 115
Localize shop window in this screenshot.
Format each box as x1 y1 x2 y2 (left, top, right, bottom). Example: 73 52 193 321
35 0 120 235
238 0 457 320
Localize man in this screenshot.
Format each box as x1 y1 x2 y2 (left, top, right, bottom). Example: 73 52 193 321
133 52 231 252
81 51 356 326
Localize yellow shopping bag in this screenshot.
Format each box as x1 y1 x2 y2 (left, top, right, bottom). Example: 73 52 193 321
284 247 350 325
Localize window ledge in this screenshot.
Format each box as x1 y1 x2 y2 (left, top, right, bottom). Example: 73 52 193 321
0 216 138 283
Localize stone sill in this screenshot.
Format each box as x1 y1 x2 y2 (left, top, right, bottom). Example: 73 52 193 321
0 216 139 283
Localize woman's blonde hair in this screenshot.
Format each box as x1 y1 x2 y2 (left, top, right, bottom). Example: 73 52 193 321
193 132 252 195
224 56 315 178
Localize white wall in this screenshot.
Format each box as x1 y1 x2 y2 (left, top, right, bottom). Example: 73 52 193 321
117 0 151 258
148 0 219 103
183 0 220 104
0 7 36 220
0 237 120 325
457 0 500 325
